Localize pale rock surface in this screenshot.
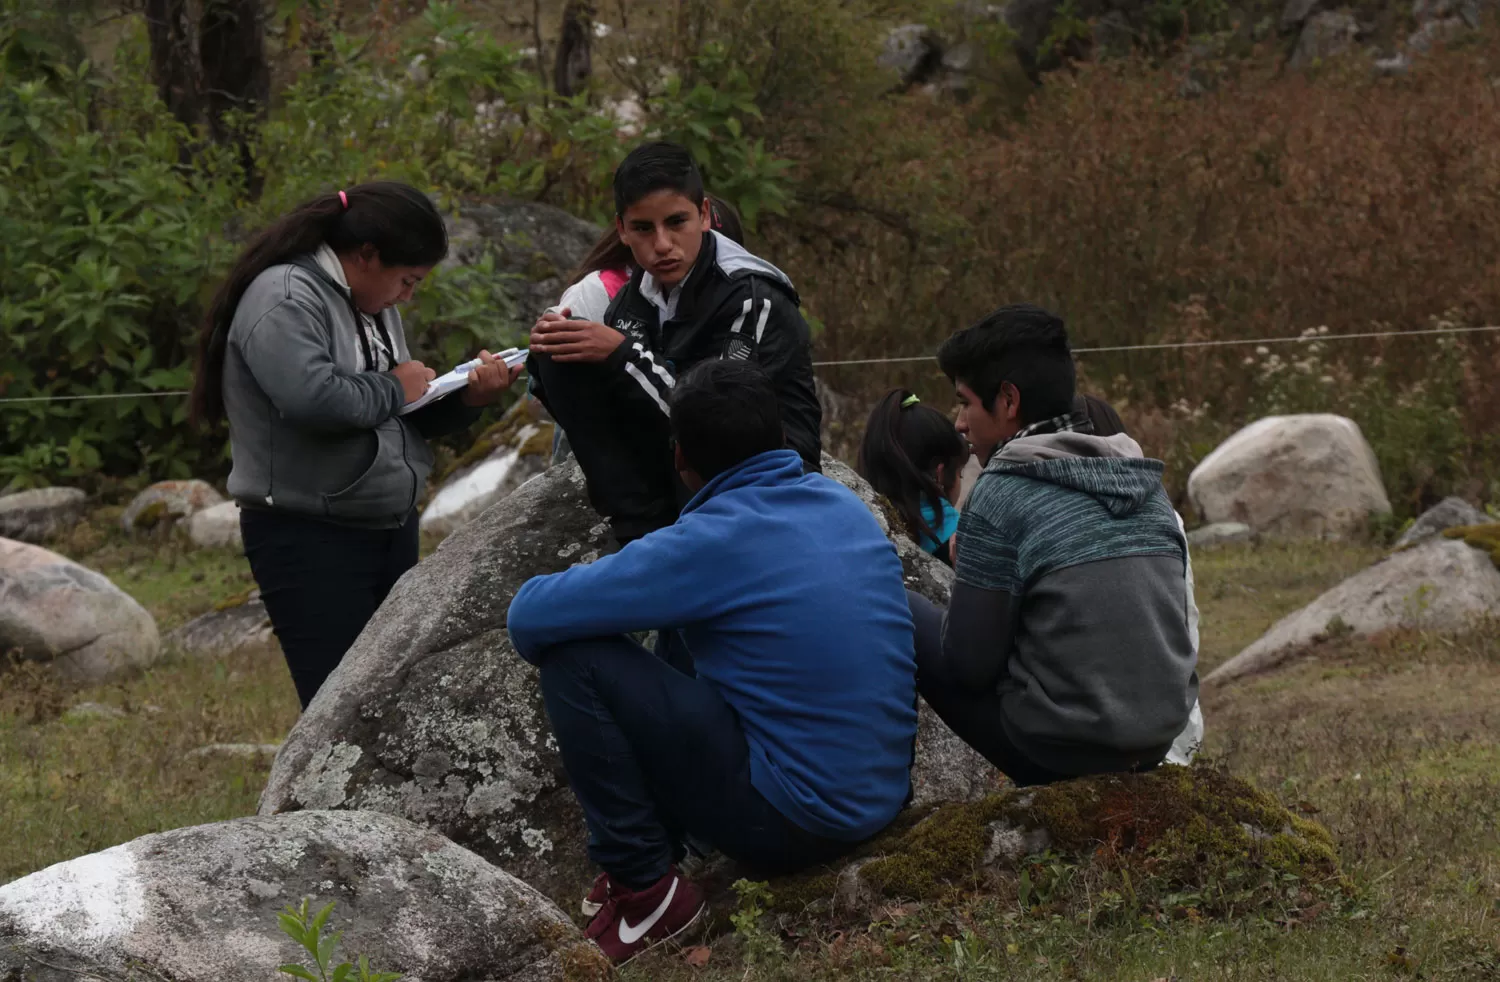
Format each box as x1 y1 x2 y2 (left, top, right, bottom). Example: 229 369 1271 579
1394 496 1494 549
0 487 86 544
1187 521 1254 550
166 593 274 658
121 480 223 532
0 810 602 982
186 500 242 550
420 409 553 539
1187 414 1390 540
0 538 160 681
1206 537 1500 684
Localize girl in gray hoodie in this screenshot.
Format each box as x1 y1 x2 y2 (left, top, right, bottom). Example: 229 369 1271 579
189 182 519 708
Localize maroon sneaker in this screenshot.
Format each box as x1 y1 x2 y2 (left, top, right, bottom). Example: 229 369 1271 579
586 867 706 965
581 871 610 917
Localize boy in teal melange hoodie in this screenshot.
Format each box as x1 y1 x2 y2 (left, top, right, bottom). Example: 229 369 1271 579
907 304 1198 785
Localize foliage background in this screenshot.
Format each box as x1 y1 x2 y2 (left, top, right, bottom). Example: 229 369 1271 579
2 0 1497 518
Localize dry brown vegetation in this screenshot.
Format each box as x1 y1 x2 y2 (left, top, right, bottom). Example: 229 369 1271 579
782 30 1500 511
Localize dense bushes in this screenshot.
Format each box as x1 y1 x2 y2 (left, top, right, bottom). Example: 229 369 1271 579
2 0 1496 515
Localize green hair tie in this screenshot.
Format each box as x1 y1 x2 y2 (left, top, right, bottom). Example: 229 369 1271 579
901 394 921 408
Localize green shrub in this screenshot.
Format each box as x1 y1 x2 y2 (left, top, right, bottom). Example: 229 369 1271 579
0 37 238 490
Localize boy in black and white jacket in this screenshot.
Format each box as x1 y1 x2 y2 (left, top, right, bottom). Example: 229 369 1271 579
528 142 821 543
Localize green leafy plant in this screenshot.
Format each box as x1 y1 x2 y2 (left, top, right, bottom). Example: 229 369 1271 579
652 42 792 230
729 878 783 965
277 898 401 982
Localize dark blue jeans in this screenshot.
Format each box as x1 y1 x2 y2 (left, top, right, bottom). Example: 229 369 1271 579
241 507 419 709
537 635 854 888
908 591 1072 787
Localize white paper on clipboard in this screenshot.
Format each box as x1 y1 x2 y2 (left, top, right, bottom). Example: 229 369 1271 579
399 348 528 415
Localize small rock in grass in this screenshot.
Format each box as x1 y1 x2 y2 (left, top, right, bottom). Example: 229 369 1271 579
1394 496 1494 549
0 538 161 681
64 701 128 722
1187 522 1254 549
0 488 86 544
121 480 223 533
184 743 282 763
186 501 242 551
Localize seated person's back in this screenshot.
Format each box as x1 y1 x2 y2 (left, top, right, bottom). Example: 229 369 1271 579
506 360 916 964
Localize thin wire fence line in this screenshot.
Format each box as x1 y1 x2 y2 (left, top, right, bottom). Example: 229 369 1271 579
2 323 1496 404
811 323 1500 367
0 390 193 405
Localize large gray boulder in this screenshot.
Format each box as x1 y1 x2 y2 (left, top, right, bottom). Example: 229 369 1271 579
0 487 86 544
1394 496 1494 549
0 810 603 982
420 398 555 539
261 456 991 907
0 538 160 681
1205 536 1500 685
121 479 224 533
442 200 602 328
1187 414 1391 540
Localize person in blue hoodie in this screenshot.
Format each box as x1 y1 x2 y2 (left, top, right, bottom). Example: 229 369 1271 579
506 360 917 966
911 303 1199 787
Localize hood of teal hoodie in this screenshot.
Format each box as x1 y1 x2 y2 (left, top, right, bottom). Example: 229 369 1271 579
981 431 1166 518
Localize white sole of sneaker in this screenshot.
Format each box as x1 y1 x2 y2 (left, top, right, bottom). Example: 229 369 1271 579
614 900 707 968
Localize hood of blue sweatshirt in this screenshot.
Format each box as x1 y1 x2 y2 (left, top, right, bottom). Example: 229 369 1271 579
506 448 919 841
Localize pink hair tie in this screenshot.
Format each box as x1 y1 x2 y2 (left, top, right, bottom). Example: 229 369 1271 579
338 190 349 210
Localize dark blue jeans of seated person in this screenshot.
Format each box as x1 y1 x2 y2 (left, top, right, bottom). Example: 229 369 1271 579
537 634 855 888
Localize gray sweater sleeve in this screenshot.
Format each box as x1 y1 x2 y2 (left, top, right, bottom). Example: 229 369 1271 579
237 298 404 432
933 580 1020 693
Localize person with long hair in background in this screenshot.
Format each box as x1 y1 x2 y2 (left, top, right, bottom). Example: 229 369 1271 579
190 181 520 709
858 389 970 566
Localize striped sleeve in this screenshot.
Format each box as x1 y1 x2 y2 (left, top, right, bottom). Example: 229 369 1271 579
619 341 676 416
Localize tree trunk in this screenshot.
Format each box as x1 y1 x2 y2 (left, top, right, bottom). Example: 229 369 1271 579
199 0 270 193
553 0 594 97
143 0 200 131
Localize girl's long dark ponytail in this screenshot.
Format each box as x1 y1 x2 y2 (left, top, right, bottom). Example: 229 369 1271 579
190 181 449 425
858 389 969 547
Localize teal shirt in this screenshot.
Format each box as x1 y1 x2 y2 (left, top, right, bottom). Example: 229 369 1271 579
918 498 960 555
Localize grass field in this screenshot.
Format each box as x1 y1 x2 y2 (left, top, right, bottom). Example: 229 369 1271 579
3 519 1497 980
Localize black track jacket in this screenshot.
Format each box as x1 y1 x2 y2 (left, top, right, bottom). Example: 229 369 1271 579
529 231 822 540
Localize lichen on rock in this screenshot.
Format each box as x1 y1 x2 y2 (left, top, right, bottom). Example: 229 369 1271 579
1445 523 1500 568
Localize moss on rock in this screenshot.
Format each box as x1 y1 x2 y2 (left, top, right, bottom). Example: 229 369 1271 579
1444 523 1500 568
763 767 1340 923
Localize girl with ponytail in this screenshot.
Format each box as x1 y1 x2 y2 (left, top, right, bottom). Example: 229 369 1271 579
857 389 971 566
191 181 521 709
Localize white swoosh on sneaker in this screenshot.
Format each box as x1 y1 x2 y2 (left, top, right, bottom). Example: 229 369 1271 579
617 878 677 945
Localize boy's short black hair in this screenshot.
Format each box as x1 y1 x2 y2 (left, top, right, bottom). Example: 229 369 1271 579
614 141 706 217
936 303 1076 423
670 360 785 481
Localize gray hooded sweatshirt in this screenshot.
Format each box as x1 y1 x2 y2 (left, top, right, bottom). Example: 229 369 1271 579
222 256 479 528
934 431 1199 774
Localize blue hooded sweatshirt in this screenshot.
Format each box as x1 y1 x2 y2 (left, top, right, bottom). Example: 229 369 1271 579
507 449 918 841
